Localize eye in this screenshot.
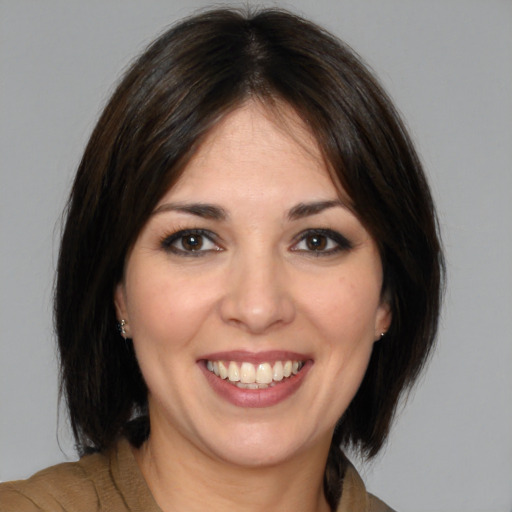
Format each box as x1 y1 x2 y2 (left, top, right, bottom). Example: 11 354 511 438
161 229 222 256
291 229 352 255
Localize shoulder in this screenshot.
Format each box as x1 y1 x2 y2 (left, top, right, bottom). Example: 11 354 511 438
368 493 396 512
0 439 158 512
338 454 397 512
0 450 115 512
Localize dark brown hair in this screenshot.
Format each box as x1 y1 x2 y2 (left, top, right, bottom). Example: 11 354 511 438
56 7 444 465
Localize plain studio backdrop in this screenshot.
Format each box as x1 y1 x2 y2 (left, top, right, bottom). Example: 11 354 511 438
1 1 511 511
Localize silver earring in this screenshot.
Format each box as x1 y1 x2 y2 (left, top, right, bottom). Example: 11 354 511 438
119 319 127 337
379 332 386 340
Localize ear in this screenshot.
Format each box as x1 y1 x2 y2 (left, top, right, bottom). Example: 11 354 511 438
374 299 392 342
114 282 130 336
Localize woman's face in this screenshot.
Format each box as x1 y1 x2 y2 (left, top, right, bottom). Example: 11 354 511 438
115 102 390 467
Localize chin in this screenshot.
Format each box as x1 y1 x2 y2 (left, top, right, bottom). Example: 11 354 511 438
200 421 321 468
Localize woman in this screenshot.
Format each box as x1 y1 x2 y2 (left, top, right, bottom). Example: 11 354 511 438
0 8 444 512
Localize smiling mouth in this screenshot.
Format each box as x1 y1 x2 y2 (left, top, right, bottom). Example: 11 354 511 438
206 360 305 389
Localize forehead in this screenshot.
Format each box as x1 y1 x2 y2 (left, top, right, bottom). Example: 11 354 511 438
158 101 343 205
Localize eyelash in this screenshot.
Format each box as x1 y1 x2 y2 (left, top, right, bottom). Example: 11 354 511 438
160 229 222 257
160 228 353 257
291 229 353 256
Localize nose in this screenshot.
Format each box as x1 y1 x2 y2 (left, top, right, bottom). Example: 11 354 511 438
219 251 296 334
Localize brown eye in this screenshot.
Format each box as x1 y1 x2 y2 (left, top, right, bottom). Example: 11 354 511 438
305 234 327 251
161 229 221 256
291 229 353 256
181 234 203 251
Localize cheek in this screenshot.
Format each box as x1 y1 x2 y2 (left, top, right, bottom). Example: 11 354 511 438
301 273 382 340
309 275 380 415
124 263 215 352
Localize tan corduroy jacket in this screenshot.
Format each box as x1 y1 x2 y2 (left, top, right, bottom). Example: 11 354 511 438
0 439 394 512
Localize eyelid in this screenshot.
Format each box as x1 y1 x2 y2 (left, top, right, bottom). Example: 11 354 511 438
291 228 353 255
160 228 223 256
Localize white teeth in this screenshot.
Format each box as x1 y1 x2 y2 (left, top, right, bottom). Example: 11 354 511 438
240 362 256 384
256 363 273 384
228 361 240 382
272 361 284 381
207 359 304 386
218 361 228 379
237 382 262 389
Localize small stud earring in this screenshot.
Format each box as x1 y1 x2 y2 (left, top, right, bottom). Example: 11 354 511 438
119 319 127 337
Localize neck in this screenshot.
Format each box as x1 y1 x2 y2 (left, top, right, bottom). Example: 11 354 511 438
134 425 333 512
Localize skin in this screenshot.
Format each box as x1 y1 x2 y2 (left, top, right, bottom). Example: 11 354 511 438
115 101 391 512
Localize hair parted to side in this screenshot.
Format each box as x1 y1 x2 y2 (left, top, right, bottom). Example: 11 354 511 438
56 7 444 461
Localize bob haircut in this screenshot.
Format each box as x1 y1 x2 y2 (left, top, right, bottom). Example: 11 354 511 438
56 7 444 459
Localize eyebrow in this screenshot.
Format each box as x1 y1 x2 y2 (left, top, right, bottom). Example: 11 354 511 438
151 199 347 222
152 202 228 220
287 200 348 220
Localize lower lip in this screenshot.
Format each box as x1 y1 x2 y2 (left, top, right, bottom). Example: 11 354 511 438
199 360 312 408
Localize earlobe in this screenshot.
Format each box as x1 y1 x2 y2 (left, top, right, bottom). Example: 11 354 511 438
114 283 131 339
375 301 392 342
114 282 128 323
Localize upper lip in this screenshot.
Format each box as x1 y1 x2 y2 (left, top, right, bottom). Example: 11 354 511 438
199 350 311 364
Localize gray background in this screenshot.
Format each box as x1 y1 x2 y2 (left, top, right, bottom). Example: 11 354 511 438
1 1 511 511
